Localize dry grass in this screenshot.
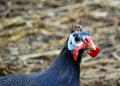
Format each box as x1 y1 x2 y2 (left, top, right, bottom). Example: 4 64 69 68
0 0 120 86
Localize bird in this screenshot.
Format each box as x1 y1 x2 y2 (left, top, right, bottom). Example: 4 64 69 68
0 24 100 86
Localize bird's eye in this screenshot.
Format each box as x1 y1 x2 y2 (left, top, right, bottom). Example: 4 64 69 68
73 34 80 42
75 36 80 42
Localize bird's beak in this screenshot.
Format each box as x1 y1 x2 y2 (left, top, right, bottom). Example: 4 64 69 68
73 38 100 61
86 39 100 58
87 39 96 50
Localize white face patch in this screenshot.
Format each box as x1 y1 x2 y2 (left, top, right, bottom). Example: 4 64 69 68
67 31 91 51
68 34 82 51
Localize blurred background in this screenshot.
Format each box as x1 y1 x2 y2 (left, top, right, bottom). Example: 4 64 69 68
0 0 120 86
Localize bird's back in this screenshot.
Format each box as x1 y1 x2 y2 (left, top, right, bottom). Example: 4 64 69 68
0 74 40 86
0 48 80 86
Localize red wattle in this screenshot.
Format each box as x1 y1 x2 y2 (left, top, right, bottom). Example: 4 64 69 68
88 45 100 58
73 45 83 61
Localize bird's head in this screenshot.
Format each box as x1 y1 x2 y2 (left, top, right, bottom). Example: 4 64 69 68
67 24 100 61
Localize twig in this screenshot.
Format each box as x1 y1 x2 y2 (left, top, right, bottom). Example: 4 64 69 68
112 52 120 61
19 50 60 61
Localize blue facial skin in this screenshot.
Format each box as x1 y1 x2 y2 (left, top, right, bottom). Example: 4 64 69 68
68 31 91 51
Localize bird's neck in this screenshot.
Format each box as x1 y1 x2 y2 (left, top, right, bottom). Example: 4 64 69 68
46 47 83 86
51 47 81 72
